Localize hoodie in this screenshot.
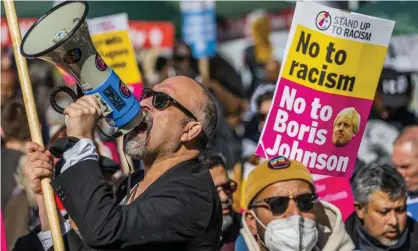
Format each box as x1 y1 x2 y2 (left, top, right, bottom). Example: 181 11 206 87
238 200 355 251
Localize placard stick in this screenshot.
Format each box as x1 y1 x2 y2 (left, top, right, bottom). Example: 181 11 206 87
117 136 133 175
199 57 210 87
3 1 65 250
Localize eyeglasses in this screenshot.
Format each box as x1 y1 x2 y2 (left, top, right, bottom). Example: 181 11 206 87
216 180 237 195
250 193 317 216
173 55 191 62
141 88 198 121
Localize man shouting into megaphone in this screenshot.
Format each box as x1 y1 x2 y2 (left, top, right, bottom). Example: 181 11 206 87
23 76 222 250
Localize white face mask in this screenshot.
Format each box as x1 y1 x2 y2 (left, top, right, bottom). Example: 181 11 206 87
252 213 318 251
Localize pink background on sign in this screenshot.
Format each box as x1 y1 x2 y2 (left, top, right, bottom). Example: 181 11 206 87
127 82 143 101
256 78 372 178
315 177 355 221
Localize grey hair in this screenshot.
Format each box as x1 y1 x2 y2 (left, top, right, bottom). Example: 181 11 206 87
351 162 408 206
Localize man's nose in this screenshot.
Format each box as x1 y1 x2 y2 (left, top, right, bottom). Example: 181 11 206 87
386 211 399 227
218 190 229 203
284 199 301 217
396 167 408 180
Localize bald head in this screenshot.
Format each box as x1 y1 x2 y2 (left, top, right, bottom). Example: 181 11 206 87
394 126 418 155
155 76 218 148
392 126 418 192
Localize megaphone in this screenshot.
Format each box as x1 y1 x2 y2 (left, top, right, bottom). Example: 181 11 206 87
20 0 142 137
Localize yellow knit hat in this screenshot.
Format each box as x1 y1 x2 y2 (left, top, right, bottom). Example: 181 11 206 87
243 156 314 209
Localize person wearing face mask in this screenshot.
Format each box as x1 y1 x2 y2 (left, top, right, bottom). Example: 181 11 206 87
235 156 355 251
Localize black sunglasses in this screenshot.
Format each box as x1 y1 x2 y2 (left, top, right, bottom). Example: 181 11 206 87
141 88 198 121
216 180 237 195
173 54 191 62
251 193 317 216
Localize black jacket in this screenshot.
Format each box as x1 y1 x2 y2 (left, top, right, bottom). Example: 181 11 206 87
345 212 418 251
30 158 222 251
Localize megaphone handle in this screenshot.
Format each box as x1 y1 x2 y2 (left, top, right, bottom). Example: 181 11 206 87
49 85 80 114
3 0 66 250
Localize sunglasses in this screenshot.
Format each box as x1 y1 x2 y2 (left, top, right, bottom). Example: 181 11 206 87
141 88 198 121
173 55 191 62
216 180 237 195
251 193 317 216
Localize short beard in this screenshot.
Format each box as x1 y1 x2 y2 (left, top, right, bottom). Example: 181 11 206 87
381 238 399 246
221 213 233 234
123 115 153 159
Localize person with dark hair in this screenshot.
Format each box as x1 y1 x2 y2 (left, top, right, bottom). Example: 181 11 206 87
345 162 418 251
1 98 31 208
24 76 222 250
200 147 241 251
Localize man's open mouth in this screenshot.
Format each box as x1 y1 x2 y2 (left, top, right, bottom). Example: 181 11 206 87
135 121 148 134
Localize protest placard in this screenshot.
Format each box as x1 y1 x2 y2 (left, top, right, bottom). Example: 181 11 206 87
315 176 354 221
180 0 216 59
407 197 418 221
88 13 143 99
256 1 395 178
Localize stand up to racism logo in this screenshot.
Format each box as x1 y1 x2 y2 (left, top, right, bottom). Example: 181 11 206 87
316 11 332 30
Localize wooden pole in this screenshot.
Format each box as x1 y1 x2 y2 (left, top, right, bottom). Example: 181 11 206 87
3 1 65 250
198 57 210 87
117 136 133 175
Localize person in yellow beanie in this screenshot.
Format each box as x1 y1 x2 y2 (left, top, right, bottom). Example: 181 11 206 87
235 156 355 251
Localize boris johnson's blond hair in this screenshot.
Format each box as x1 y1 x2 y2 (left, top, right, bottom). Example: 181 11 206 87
334 107 361 133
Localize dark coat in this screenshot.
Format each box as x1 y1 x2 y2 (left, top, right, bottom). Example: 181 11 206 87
345 212 418 251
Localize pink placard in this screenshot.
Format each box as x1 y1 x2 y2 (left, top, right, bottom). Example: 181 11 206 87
315 176 355 221
256 78 371 178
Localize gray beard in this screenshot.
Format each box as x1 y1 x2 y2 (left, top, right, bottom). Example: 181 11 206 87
123 115 153 158
221 214 233 234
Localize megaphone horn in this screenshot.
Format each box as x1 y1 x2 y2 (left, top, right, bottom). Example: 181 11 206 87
20 0 143 137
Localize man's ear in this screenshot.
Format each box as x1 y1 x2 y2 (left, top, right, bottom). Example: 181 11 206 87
354 201 365 220
245 210 258 236
180 122 202 143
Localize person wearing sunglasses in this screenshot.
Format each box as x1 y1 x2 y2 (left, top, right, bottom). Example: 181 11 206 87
23 76 222 251
200 147 241 251
236 156 354 251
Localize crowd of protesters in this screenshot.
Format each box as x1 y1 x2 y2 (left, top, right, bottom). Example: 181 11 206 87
1 10 418 251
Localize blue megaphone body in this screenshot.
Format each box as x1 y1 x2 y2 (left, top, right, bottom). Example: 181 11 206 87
20 0 142 136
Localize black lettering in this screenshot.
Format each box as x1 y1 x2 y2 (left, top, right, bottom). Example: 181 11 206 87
296 31 310 54
289 60 299 76
335 50 347 65
286 60 355 92
308 68 318 83
325 73 337 88
325 43 336 63
337 75 356 91
344 28 349 36
309 42 320 58
318 65 328 86
297 64 308 79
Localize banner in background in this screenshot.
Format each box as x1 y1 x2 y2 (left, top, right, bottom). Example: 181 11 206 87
217 8 294 42
315 176 354 221
407 197 418 221
129 21 174 49
181 0 216 58
256 1 395 178
88 13 143 99
1 18 174 50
